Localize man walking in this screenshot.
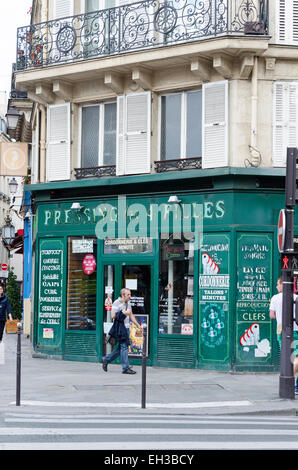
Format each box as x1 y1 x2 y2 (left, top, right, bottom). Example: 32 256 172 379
269 277 298 394
102 288 142 375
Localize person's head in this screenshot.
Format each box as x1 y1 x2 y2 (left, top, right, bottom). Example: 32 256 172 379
277 277 283 293
120 288 131 302
0 285 4 296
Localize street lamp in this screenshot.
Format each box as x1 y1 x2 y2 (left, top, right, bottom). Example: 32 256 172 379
5 106 20 130
9 177 18 195
1 213 15 246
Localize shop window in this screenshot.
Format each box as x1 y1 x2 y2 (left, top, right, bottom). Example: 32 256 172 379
66 236 97 330
158 235 194 335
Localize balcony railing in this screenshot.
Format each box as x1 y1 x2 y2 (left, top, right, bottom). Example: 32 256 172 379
16 0 268 71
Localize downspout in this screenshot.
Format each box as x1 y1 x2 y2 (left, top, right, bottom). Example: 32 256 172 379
248 56 261 167
39 104 46 182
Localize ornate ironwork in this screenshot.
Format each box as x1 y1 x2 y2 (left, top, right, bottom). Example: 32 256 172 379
75 165 116 179
155 157 202 172
16 0 268 71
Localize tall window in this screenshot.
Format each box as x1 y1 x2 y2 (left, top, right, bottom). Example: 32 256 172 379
160 90 202 160
66 236 97 330
81 102 116 167
158 236 194 335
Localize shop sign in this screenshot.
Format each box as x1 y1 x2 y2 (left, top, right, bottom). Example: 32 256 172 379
103 237 153 254
37 239 63 351
0 142 28 176
82 254 96 275
72 239 93 253
236 234 273 363
199 234 230 363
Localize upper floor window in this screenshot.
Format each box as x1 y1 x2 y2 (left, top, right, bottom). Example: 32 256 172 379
276 0 298 45
80 102 117 167
160 90 202 160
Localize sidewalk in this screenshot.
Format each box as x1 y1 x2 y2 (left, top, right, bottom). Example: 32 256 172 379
1 333 298 415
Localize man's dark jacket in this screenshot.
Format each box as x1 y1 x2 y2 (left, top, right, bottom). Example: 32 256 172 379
0 295 12 322
109 311 129 346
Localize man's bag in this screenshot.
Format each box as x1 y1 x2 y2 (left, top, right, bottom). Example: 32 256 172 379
105 334 116 346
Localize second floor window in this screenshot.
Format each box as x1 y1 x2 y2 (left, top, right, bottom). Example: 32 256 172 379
160 90 202 160
81 102 116 167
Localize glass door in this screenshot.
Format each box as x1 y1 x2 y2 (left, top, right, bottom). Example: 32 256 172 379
102 263 151 358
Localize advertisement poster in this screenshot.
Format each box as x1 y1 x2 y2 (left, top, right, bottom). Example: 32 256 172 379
199 234 230 363
128 314 149 358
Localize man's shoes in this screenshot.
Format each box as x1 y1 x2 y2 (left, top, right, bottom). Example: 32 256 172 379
122 367 136 375
101 358 108 372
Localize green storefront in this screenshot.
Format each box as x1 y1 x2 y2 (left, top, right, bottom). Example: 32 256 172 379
28 167 291 372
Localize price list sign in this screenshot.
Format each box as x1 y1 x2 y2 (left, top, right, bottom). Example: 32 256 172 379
236 233 273 364
37 239 64 351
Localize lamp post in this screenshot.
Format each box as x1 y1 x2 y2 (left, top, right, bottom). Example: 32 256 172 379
1 213 15 247
5 106 19 130
9 178 18 195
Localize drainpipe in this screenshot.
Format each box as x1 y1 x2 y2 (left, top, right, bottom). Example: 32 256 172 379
249 56 261 167
39 105 46 182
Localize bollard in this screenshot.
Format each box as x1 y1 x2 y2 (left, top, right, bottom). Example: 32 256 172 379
16 322 22 406
141 328 147 409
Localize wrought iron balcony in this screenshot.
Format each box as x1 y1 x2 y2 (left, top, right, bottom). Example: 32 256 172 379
75 165 116 179
16 0 268 71
155 157 202 172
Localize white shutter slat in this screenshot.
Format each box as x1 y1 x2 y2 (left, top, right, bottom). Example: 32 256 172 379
116 95 125 176
273 83 287 167
202 81 228 169
125 92 151 175
47 104 71 181
54 0 73 18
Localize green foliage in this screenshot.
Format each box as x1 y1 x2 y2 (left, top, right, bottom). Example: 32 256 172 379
6 268 22 320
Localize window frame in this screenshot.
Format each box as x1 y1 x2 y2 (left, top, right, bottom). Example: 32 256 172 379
158 89 202 161
78 100 117 168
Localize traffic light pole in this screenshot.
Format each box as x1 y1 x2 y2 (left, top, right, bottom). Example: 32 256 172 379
279 148 297 399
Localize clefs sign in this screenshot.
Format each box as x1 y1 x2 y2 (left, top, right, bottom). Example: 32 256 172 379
82 254 96 275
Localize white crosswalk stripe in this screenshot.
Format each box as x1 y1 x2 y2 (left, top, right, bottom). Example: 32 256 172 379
1 412 298 450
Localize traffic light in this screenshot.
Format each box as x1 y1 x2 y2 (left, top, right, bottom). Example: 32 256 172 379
285 147 298 207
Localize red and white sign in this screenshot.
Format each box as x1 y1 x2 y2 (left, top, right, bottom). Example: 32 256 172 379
105 296 113 311
278 209 286 253
181 324 193 335
1 264 8 271
82 254 96 275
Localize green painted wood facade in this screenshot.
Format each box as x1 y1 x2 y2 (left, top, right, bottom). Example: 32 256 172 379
28 168 291 371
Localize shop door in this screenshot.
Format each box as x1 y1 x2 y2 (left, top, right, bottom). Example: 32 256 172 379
103 263 151 359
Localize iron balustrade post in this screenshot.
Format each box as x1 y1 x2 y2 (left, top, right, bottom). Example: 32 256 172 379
141 328 147 409
16 322 22 406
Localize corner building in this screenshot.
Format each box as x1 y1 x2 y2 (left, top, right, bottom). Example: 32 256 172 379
14 0 298 370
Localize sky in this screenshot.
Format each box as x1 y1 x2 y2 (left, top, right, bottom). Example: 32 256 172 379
0 0 32 104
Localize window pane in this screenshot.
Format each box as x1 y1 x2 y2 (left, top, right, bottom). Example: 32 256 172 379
158 236 194 335
161 94 181 160
81 106 99 167
103 102 116 166
186 90 202 158
66 237 97 330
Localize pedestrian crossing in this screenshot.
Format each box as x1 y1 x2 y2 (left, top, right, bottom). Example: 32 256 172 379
1 411 298 450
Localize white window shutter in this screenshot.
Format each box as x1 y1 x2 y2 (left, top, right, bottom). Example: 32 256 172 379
276 0 298 44
202 81 228 169
54 0 73 18
116 92 151 176
116 96 125 176
47 103 71 181
273 82 298 167
125 92 151 175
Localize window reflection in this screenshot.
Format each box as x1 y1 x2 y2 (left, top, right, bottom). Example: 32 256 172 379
158 235 194 335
